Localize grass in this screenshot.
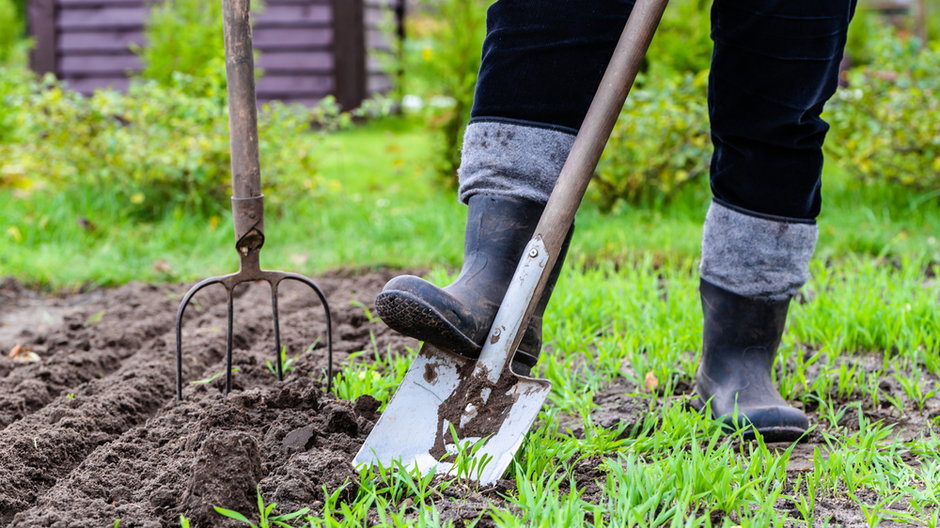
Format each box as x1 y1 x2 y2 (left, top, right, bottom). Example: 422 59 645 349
3 115 939 526
2 115 938 288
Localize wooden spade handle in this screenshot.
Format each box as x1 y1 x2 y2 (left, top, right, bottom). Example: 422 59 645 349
508 0 670 357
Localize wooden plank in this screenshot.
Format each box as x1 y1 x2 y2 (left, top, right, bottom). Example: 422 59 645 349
254 4 330 25
257 50 334 72
367 73 392 93
253 27 333 48
55 0 328 6
257 74 334 96
259 96 331 107
366 28 392 50
58 30 145 53
332 0 367 110
61 75 131 94
58 6 148 30
28 0 58 75
364 5 390 27
366 56 385 72
58 0 151 5
263 0 330 5
59 53 142 75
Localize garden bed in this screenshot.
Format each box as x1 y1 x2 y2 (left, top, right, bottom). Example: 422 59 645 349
0 272 936 527
0 272 415 526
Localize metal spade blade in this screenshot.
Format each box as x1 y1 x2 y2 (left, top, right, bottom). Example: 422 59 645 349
354 239 554 485
352 345 551 485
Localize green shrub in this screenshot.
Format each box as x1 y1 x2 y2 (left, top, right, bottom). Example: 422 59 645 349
593 71 711 209
0 0 22 63
825 33 940 192
137 0 229 98
402 0 487 186
647 0 712 77
844 6 883 67
0 66 344 219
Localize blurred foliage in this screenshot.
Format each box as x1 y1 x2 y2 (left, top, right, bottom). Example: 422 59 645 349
846 6 884 66
2 0 935 219
138 0 232 98
0 0 22 63
400 0 488 187
646 0 712 77
826 29 940 192
594 71 711 210
0 66 346 219
400 0 712 188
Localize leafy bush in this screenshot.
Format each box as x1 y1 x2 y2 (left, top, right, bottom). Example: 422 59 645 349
138 0 229 98
825 33 940 192
0 66 344 219
401 0 488 186
593 71 711 209
401 0 711 187
646 0 712 77
0 0 22 63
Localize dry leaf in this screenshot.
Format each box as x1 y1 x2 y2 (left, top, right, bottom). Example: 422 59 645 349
12 351 40 363
644 371 659 393
76 217 97 232
8 344 39 363
153 260 172 273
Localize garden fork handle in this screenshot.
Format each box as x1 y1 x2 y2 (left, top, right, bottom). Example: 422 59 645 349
223 0 265 256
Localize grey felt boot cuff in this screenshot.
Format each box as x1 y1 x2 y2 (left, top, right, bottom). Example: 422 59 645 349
457 120 576 205
700 200 818 301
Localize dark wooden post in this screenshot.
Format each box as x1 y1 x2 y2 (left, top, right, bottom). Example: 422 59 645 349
28 0 58 76
332 0 367 110
393 0 406 106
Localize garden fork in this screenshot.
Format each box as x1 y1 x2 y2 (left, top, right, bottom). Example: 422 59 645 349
174 0 332 399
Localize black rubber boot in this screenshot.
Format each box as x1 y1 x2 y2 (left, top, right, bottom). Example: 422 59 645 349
693 278 809 442
375 194 569 375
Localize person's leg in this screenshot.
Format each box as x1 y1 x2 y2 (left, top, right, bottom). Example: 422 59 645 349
697 0 857 440
377 0 633 373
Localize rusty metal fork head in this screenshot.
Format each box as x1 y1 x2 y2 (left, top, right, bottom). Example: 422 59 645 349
175 1 333 400
174 197 332 399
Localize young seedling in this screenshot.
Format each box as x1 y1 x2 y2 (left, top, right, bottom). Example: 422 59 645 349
191 367 241 385
213 486 309 528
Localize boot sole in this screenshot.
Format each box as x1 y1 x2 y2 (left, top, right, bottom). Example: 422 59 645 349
375 290 481 358
690 397 808 443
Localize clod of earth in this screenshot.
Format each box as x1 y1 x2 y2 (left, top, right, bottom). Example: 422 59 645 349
0 272 416 526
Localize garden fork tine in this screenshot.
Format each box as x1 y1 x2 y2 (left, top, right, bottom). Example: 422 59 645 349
174 0 332 399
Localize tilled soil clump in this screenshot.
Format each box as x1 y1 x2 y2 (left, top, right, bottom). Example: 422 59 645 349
2 273 937 527
0 271 417 527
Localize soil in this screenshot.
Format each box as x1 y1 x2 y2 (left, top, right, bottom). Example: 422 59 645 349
1 273 937 527
0 271 416 527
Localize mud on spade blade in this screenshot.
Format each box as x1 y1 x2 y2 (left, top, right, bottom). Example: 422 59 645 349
353 240 553 486
352 346 551 485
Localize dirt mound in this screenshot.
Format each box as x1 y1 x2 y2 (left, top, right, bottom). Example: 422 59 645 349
2 272 936 527
0 271 417 527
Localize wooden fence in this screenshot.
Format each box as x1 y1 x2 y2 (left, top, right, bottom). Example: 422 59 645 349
27 0 403 109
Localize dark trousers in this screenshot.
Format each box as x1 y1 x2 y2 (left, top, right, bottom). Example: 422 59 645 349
470 0 857 220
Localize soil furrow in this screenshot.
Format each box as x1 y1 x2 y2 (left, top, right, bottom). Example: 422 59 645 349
0 315 229 524
9 359 376 527
0 283 178 428
0 271 415 526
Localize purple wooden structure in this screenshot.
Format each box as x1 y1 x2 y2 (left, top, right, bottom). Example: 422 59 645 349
27 0 403 109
